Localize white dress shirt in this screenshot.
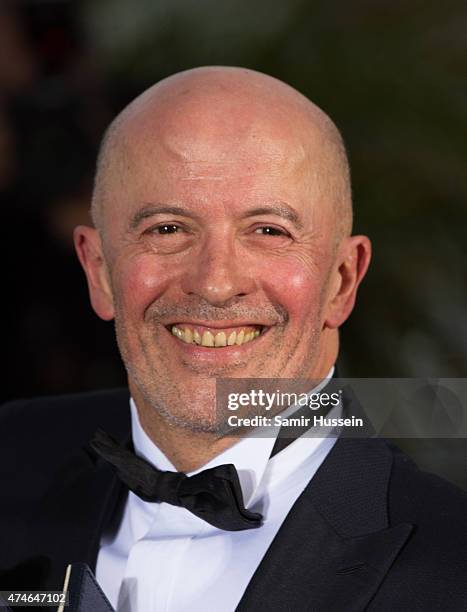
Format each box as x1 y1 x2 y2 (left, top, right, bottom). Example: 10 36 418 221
96 368 337 611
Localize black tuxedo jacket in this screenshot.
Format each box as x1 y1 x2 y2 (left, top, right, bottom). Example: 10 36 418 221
1 389 467 611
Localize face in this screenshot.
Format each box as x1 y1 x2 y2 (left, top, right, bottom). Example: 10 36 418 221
76 94 369 433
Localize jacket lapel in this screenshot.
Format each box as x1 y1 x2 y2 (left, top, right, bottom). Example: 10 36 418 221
238 438 413 611
28 445 127 591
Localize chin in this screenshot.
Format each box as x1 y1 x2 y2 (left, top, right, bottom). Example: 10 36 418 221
158 406 230 435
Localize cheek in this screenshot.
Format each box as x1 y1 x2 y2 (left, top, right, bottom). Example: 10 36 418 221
112 254 172 315
260 256 326 324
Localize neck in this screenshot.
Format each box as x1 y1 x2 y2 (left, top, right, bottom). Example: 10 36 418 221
136 408 239 472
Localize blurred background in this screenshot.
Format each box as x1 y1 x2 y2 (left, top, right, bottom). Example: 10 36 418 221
1 0 466 485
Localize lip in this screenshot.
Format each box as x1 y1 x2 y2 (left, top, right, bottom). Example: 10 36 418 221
165 321 269 331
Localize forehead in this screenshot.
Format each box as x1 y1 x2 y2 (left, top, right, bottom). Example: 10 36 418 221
128 96 312 163
102 87 334 230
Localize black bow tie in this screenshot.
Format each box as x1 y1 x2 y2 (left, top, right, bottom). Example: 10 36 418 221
90 429 263 532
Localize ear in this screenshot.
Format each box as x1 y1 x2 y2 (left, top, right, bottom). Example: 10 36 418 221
323 235 371 329
73 225 115 321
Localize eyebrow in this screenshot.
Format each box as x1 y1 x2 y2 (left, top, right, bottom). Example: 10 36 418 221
129 202 303 230
242 204 303 229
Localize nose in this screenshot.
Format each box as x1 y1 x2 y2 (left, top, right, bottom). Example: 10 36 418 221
181 234 255 306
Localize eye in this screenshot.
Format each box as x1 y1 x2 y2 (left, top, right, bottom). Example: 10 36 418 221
254 226 289 237
142 222 192 254
153 224 182 235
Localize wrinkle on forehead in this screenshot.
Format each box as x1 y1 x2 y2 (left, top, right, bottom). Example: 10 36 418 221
167 139 309 183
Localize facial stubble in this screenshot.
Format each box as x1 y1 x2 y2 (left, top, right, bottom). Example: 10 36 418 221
113 296 326 436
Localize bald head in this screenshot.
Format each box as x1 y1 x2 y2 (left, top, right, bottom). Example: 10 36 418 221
91 66 352 241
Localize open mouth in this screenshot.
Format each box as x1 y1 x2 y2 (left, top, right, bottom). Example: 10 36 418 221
169 324 266 347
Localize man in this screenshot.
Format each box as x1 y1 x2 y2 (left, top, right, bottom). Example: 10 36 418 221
1 66 467 611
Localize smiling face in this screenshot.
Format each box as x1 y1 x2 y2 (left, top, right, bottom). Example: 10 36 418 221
75 67 370 434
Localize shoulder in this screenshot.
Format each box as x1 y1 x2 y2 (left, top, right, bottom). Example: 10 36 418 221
385 439 467 526
0 387 130 443
0 388 131 502
386 439 467 577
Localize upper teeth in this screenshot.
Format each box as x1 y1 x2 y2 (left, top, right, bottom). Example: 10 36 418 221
171 326 261 347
